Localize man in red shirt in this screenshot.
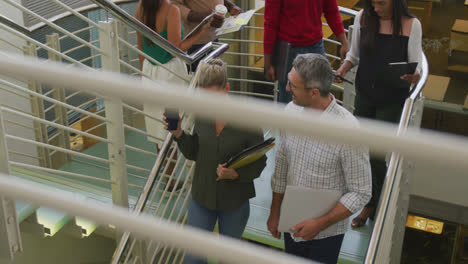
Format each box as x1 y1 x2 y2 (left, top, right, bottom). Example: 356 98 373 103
264 0 348 103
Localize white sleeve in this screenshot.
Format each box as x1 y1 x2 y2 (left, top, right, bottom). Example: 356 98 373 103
345 10 363 66
408 18 423 74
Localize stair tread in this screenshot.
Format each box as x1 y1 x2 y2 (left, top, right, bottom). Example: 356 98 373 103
15 200 37 223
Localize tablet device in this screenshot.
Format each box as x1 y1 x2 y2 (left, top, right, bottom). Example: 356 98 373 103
278 185 341 235
388 62 418 75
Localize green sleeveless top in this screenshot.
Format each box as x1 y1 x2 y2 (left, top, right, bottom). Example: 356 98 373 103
142 4 184 65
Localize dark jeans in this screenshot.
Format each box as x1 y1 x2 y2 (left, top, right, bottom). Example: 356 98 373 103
354 92 404 209
183 198 250 264
284 233 345 264
187 39 218 73
277 40 325 103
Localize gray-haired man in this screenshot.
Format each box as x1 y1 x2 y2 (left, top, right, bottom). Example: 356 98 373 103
267 54 372 264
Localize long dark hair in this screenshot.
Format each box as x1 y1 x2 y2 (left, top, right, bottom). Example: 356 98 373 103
140 0 163 45
362 0 414 51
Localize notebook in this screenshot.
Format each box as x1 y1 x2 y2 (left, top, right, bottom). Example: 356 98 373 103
387 62 418 78
278 185 341 234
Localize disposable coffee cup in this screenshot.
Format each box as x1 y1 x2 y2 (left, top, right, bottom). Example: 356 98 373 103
165 108 179 131
215 4 227 17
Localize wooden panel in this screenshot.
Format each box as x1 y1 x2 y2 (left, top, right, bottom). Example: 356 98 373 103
452 19 468 33
423 75 450 101
450 20 468 52
408 0 432 35
465 1 468 20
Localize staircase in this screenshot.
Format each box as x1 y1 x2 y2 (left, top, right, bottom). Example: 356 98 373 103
0 1 438 264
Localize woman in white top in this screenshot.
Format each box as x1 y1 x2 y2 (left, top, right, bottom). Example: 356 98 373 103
335 0 422 228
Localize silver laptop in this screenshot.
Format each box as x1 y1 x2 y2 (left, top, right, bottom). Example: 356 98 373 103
278 185 342 235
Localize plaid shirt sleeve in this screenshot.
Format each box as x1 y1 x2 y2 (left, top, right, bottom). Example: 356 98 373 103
338 144 372 213
271 131 288 194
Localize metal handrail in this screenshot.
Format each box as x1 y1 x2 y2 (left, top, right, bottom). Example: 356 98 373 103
365 54 429 263
111 52 225 264
338 6 359 17
89 0 219 65
0 175 317 264
0 14 31 35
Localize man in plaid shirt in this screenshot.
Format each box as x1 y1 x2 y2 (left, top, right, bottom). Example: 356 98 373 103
267 54 372 264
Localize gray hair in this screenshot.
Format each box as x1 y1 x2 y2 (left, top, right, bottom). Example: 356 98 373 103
292 53 333 96
197 59 228 88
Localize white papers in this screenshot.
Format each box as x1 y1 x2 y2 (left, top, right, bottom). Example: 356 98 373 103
215 8 261 36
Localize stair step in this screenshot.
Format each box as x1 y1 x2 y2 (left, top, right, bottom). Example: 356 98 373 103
76 216 98 237
15 200 37 223
36 206 72 236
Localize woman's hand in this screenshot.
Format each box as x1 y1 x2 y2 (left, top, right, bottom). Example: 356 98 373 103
216 163 239 181
211 14 224 28
334 67 346 83
229 5 243 16
334 60 353 83
401 72 420 84
163 115 183 139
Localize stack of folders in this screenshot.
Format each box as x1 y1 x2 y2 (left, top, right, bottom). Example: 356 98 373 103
226 137 275 170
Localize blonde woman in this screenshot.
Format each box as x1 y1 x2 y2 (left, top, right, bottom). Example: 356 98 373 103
164 59 267 264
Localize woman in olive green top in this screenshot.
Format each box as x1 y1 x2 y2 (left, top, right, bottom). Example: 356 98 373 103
165 59 266 264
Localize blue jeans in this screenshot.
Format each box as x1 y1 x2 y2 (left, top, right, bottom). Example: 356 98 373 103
277 40 325 103
284 233 344 264
183 198 250 264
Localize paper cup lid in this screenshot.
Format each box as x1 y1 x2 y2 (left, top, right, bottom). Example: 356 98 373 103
215 4 228 15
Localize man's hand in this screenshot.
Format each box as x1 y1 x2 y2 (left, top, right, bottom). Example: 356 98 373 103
211 14 224 28
291 218 328 241
229 5 243 16
216 163 239 181
187 10 212 23
267 211 281 239
339 42 348 62
264 54 276 81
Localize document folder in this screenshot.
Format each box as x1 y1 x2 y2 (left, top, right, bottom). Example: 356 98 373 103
225 137 275 170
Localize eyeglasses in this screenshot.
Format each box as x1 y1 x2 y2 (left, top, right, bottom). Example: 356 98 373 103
287 80 299 90
287 80 314 91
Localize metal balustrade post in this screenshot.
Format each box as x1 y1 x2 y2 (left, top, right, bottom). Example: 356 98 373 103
239 0 250 94
46 33 71 167
342 25 356 113
0 110 22 261
99 19 129 208
117 23 136 128
23 43 51 168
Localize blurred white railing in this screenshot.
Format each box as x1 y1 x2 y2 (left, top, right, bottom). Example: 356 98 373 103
3 50 468 264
